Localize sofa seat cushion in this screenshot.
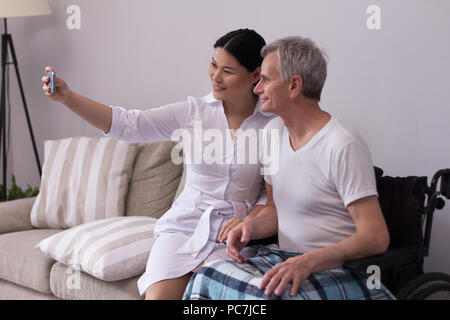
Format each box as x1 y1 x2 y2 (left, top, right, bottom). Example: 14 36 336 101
0 278 58 300
0 229 61 294
50 262 142 300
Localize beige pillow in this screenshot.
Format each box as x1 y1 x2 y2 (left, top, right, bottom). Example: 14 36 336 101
125 141 183 219
31 137 137 229
35 216 157 281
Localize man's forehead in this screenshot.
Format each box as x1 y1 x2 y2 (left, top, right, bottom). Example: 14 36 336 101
262 52 279 74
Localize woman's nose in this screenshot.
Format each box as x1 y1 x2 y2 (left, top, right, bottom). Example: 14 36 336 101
212 69 222 82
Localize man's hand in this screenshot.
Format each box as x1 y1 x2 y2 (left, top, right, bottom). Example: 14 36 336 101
258 255 313 297
226 221 254 263
218 218 243 243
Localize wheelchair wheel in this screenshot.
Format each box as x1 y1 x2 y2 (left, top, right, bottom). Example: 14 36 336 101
396 272 450 300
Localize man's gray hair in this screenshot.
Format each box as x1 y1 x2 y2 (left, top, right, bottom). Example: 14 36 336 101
261 36 328 101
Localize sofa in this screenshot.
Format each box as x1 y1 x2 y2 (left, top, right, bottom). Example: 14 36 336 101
0 140 185 300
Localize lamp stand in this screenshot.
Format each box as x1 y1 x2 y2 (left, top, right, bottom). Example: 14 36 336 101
1 18 41 201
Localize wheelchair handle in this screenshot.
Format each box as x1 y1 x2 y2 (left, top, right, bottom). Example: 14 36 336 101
430 168 450 199
422 168 450 256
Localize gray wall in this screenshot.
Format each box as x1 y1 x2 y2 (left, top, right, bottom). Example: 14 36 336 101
4 0 450 274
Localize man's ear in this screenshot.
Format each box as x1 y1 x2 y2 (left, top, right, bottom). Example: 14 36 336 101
289 75 303 98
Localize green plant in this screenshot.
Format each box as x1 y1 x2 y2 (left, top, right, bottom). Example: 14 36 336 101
0 175 39 202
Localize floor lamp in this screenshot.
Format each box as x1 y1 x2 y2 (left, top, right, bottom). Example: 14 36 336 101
0 0 51 201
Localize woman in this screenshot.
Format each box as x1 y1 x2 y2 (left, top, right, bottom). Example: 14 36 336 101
42 29 274 299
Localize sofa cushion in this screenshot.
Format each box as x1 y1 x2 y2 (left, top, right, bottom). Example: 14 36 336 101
36 216 157 281
0 278 58 300
0 229 61 294
50 262 142 300
31 137 138 229
125 141 183 219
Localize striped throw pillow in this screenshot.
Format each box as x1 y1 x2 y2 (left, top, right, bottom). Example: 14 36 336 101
35 216 157 281
31 137 138 229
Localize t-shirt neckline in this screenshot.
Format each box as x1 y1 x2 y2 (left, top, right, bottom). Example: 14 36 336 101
285 115 335 154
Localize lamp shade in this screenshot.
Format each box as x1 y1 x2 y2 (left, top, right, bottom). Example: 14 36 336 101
0 0 51 18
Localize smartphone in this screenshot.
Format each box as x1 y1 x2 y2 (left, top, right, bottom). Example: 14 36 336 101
48 71 55 94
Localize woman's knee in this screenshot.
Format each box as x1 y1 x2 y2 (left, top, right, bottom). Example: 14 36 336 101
145 273 192 300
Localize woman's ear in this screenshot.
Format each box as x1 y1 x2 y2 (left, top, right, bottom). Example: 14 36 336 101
252 67 262 84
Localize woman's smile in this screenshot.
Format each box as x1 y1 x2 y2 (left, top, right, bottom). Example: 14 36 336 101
213 84 226 92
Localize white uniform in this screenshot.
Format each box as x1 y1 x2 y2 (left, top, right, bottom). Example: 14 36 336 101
104 93 275 295
263 116 378 254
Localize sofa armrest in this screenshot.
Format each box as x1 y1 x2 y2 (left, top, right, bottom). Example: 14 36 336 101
0 197 36 234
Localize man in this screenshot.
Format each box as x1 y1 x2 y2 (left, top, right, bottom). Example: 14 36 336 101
183 36 394 300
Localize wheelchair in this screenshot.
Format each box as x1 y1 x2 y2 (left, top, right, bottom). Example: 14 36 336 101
342 166 450 300
250 166 450 300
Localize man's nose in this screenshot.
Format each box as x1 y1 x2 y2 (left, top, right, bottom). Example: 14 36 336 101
253 79 263 95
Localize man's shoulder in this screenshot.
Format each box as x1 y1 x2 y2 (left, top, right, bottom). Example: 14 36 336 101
326 117 368 150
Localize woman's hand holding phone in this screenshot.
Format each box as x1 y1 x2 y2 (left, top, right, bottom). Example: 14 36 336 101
42 66 72 103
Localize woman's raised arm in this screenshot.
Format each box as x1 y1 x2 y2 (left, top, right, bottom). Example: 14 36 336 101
42 66 112 134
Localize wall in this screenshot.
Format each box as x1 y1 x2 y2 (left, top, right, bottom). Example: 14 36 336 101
3 0 450 275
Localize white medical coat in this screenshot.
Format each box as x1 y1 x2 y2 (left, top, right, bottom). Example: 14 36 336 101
104 93 275 295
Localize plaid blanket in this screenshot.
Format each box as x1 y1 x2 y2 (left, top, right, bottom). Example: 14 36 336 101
183 245 396 300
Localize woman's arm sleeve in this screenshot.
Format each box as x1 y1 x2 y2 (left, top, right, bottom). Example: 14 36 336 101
103 100 189 143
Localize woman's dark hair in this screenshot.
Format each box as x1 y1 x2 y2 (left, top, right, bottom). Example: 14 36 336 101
214 29 266 72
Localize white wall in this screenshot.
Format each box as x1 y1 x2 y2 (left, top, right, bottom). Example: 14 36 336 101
4 0 450 274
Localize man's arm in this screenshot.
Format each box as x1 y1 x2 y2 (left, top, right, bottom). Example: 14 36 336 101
218 181 273 242
226 182 278 262
218 204 264 243
244 182 278 240
259 195 390 296
299 195 389 272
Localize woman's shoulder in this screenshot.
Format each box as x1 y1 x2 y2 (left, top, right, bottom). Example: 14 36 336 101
199 92 219 105
181 92 220 111
163 92 217 107
264 116 285 131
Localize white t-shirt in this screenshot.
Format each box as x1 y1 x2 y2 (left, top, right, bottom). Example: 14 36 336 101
263 116 378 253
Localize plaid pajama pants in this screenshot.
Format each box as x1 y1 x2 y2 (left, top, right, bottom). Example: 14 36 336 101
183 245 396 300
